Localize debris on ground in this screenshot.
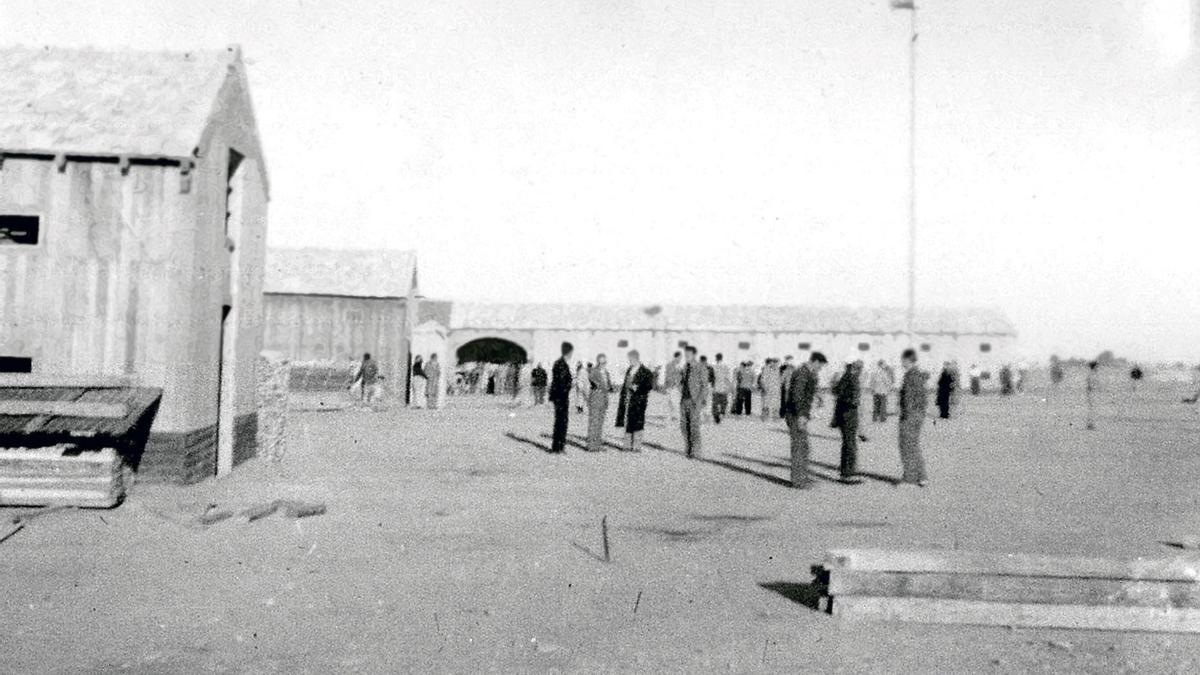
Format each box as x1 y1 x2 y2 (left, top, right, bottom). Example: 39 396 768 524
240 499 327 522
241 501 281 522
1160 537 1200 551
197 506 234 525
278 500 327 519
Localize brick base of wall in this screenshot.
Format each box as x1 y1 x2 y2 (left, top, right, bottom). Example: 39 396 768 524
139 413 258 485
233 413 257 467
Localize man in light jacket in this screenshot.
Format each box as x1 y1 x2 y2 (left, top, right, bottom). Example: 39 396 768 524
868 359 893 423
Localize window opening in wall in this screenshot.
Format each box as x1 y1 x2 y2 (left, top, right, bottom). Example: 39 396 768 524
738 341 751 350
798 342 811 350
980 343 992 353
0 356 33 373
920 343 931 352
0 215 39 245
858 343 871 351
617 339 629 348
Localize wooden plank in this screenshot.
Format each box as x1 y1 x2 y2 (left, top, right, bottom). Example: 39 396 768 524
0 475 117 487
0 400 129 419
828 569 1200 609
0 447 121 463
824 549 1200 582
832 595 1200 634
0 486 121 508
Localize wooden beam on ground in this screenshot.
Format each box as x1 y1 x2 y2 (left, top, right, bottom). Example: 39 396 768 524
0 400 130 419
832 596 1200 634
828 570 1200 609
824 549 1200 582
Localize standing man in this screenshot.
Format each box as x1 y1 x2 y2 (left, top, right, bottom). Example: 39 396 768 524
424 354 442 409
530 362 548 405
508 360 523 403
779 356 795 418
410 355 427 409
868 359 892 423
735 361 755 415
968 363 983 396
586 353 613 452
663 351 684 422
898 348 929 487
936 362 955 420
350 353 381 407
678 346 709 458
699 355 716 423
759 358 781 421
549 342 575 453
615 350 655 451
712 353 733 424
783 352 827 489
831 358 864 484
999 364 1014 396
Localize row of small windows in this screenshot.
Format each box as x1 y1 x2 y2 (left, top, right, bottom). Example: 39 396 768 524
628 339 992 353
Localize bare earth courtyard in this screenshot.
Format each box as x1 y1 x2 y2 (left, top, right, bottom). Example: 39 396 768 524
3 380 1199 674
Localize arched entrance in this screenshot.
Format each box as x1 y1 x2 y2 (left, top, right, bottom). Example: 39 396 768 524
456 337 528 365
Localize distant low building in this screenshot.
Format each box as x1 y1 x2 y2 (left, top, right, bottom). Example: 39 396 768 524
418 302 1017 379
0 46 270 483
262 248 419 397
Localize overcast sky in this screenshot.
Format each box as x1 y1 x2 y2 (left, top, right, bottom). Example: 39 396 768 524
4 0 1198 362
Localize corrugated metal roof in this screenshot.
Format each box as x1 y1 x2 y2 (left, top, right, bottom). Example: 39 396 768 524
442 302 1016 336
0 46 239 158
0 386 162 443
263 248 418 299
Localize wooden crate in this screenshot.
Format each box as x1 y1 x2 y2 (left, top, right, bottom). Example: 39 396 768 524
818 548 1200 634
0 446 125 508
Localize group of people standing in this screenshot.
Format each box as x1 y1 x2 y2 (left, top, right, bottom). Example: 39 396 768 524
548 342 658 454
545 341 935 490
407 354 442 409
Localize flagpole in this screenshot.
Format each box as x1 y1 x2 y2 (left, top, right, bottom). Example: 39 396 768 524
904 3 918 347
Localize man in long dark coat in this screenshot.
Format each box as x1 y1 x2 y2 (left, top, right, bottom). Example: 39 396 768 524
530 363 548 405
779 356 795 418
999 364 1014 396
615 349 654 451
783 352 827 488
679 346 709 458
549 342 574 453
831 359 864 483
935 362 955 419
898 348 930 486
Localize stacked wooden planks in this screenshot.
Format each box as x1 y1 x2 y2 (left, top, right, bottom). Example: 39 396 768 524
817 548 1200 633
0 445 125 508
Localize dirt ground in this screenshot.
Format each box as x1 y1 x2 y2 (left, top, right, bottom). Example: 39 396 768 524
3 375 1200 674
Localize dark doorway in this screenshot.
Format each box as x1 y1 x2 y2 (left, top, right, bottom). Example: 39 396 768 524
456 338 528 365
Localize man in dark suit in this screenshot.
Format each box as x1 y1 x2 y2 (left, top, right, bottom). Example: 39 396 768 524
679 346 710 458
549 342 575 453
898 348 930 486
783 352 827 488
